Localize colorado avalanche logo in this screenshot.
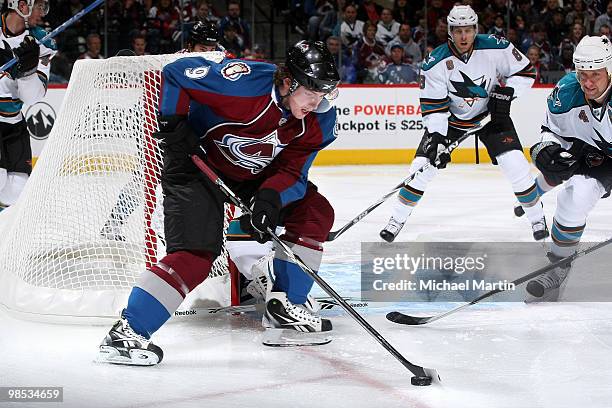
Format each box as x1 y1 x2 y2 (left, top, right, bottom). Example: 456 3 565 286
215 131 287 174
221 62 251 81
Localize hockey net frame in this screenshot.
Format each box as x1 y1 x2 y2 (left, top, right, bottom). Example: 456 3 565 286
0 53 240 323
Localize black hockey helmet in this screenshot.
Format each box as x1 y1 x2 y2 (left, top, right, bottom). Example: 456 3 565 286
286 40 340 94
188 21 219 47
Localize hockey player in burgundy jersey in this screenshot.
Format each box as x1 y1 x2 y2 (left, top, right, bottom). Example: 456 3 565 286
97 40 340 365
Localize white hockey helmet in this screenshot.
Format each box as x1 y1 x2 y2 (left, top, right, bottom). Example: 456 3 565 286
573 35 612 73
447 5 479 37
7 0 49 18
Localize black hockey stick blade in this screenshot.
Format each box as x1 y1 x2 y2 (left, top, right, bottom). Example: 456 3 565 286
386 311 432 326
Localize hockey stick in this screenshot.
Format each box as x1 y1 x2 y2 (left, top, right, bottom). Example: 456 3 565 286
0 0 105 72
190 153 440 386
326 122 487 241
386 236 612 326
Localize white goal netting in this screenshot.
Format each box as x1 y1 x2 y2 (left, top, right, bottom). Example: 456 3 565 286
0 53 236 322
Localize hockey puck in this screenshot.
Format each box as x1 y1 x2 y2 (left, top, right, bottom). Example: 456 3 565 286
411 376 433 386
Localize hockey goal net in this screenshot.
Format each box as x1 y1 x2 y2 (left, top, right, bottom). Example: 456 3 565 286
0 53 239 322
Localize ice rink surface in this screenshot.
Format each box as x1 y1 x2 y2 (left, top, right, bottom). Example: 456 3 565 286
2 164 612 408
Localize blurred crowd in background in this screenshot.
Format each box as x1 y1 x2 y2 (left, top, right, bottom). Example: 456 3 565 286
38 0 612 85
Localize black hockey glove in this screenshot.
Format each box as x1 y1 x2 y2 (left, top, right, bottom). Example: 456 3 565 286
152 115 201 156
240 189 281 243
531 142 580 186
486 85 518 138
423 131 451 169
488 85 514 119
13 35 40 78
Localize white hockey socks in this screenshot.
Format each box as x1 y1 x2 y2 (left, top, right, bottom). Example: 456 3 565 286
391 156 437 223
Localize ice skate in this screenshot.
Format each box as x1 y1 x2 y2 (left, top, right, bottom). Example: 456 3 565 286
97 313 163 365
525 253 571 303
262 292 331 346
380 217 405 242
531 217 549 241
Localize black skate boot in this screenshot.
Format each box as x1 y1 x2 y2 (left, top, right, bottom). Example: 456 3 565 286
380 217 405 242
97 313 163 365
525 253 572 302
531 217 550 241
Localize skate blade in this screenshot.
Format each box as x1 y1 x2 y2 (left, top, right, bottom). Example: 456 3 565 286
97 346 160 366
262 329 332 347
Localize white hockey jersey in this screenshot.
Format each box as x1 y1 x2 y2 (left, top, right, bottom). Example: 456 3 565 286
0 15 56 124
542 72 612 157
420 34 536 136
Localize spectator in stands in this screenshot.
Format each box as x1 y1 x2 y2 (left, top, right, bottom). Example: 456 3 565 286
318 0 343 41
357 21 386 83
148 0 181 54
599 23 612 40
195 0 220 24
488 13 506 37
527 45 547 84
78 33 104 59
549 39 576 73
506 28 520 48
358 0 383 25
540 0 562 22
427 18 448 49
306 0 335 41
219 22 243 58
385 23 421 67
340 4 364 47
219 0 251 49
392 0 421 26
131 33 148 56
376 8 400 47
547 9 569 49
484 0 508 19
377 44 417 84
568 22 586 46
565 0 595 34
594 1 612 34
515 0 540 29
326 35 357 83
521 23 552 65
426 0 447 33
120 0 146 48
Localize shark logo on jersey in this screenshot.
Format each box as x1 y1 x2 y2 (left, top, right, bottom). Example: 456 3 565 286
450 71 488 107
215 131 287 174
592 128 612 156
